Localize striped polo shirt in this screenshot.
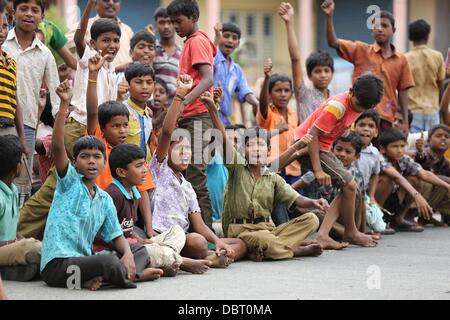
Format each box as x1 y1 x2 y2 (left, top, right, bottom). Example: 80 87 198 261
153 42 181 98
0 50 17 127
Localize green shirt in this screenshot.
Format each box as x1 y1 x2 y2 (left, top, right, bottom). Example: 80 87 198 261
222 150 299 235
0 180 19 241
38 20 68 51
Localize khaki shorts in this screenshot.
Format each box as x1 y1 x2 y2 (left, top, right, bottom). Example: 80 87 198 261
300 151 353 189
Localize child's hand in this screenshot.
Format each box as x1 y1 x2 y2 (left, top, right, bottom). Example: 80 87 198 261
279 2 294 22
213 84 224 105
56 80 73 104
264 58 273 78
215 240 236 259
88 52 106 73
415 131 425 153
299 133 313 146
214 22 223 39
321 0 335 16
117 79 129 102
315 170 332 186
313 198 330 212
199 91 217 111
175 75 193 97
414 193 433 220
120 252 137 282
145 24 155 35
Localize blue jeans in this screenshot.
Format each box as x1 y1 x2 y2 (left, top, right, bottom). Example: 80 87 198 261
411 112 440 133
15 126 36 201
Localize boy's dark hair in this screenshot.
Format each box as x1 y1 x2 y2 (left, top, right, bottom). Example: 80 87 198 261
98 101 130 129
0 0 4 13
396 107 413 127
109 144 145 179
333 132 363 154
39 93 54 128
125 62 155 83
73 136 106 160
306 51 334 77
355 109 380 128
226 124 246 130
352 74 384 110
167 0 199 19
429 124 450 138
90 18 121 41
244 127 270 147
378 11 395 29
379 128 406 148
0 135 23 179
154 6 169 20
408 19 431 42
155 78 169 93
13 0 44 12
222 22 241 39
130 30 156 51
269 73 293 93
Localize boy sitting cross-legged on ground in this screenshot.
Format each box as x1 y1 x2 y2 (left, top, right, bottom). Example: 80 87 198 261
150 75 247 271
41 81 160 290
201 90 326 261
295 74 384 249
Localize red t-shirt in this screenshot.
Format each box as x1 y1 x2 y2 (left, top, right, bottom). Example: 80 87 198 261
295 92 361 152
179 30 217 117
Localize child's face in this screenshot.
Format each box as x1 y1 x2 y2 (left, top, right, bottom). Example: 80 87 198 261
354 117 378 147
226 130 243 150
372 17 394 45
0 13 8 46
219 31 239 58
153 83 168 110
131 40 155 66
15 1 43 33
96 0 120 19
91 32 121 63
381 140 406 161
270 81 292 109
332 140 358 169
170 14 196 38
168 137 192 172
429 128 450 152
102 115 129 147
156 16 175 39
119 158 147 187
309 66 333 91
74 148 106 181
129 75 154 104
393 112 408 135
5 0 14 15
245 137 270 166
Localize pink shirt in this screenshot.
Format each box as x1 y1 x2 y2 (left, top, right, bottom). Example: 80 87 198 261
295 92 361 152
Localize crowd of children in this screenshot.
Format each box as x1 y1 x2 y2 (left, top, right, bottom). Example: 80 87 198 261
0 0 449 297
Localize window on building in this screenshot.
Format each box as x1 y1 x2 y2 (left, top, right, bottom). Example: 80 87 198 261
263 15 271 36
246 14 254 36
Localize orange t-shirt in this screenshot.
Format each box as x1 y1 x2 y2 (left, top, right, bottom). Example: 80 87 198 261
337 40 415 123
257 104 300 176
179 30 217 117
94 127 154 191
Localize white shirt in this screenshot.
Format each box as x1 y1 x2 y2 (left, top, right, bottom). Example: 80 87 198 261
69 45 118 126
3 29 60 129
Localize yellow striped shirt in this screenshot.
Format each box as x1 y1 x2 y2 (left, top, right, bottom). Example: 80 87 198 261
0 50 17 126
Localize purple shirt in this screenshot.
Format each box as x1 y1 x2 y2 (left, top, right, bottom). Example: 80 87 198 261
149 155 201 233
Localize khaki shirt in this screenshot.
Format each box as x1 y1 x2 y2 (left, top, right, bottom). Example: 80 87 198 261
406 45 445 114
66 15 134 68
222 150 299 236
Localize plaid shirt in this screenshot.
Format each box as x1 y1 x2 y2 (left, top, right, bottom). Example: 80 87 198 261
380 154 422 177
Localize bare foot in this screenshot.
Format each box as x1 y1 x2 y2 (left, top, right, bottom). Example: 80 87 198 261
82 276 103 291
316 235 348 250
181 258 212 274
419 217 448 227
343 231 378 247
206 252 234 268
293 244 323 257
163 262 181 277
137 268 163 282
366 232 382 241
299 239 318 246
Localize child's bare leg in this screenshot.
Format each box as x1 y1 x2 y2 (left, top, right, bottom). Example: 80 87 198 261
0 276 7 300
220 238 248 261
180 257 211 274
316 194 349 250
293 243 323 257
375 175 394 206
394 176 422 227
82 276 103 291
137 268 163 282
340 180 377 247
180 233 209 259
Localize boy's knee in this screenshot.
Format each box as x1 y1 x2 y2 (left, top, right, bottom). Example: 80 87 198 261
343 179 357 192
22 239 42 264
185 233 208 258
299 212 320 231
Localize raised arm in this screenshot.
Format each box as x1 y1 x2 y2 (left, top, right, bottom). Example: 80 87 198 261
270 133 312 171
259 58 272 119
183 64 214 106
57 46 78 70
74 0 96 59
321 0 339 49
53 80 73 178
279 2 304 89
156 75 193 163
86 53 107 135
213 22 222 47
